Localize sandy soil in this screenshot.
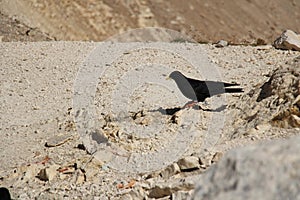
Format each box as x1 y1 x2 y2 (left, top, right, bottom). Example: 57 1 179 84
0 42 299 199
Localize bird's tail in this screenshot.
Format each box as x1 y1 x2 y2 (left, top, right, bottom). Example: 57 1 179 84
224 88 243 93
223 82 240 87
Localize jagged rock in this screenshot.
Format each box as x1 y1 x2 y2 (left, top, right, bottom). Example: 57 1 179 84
273 30 300 51
232 56 300 138
37 168 48 181
159 163 181 179
199 156 212 169
37 165 59 182
147 178 195 198
192 136 300 200
177 156 200 171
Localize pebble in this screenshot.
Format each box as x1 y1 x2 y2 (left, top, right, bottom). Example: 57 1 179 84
177 156 200 171
199 156 211 169
215 40 229 48
159 163 181 179
37 165 59 182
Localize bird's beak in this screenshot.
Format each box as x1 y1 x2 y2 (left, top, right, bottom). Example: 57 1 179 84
166 76 171 80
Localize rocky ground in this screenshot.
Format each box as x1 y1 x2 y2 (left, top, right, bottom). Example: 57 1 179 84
0 1 300 199
0 41 299 199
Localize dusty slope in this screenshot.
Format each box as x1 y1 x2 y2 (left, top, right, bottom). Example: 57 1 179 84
0 0 299 43
0 42 299 199
0 13 53 42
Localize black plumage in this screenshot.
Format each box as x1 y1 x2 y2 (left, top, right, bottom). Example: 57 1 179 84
0 187 11 200
169 71 243 102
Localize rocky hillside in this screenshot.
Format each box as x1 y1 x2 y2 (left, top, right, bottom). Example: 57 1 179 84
0 0 299 43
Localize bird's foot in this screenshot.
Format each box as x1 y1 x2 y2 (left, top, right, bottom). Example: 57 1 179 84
183 101 213 111
183 101 199 109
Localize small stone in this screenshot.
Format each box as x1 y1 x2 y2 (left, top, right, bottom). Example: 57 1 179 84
177 156 199 171
148 178 195 198
148 185 172 198
45 134 72 147
37 168 48 181
211 152 223 163
199 156 211 168
273 30 300 51
37 165 59 181
215 40 228 48
76 170 85 185
159 163 181 179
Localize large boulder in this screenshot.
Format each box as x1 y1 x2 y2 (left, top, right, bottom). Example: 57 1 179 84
192 136 300 200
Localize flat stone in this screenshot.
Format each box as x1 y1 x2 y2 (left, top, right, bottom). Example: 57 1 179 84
45 134 72 147
159 163 181 179
177 156 199 171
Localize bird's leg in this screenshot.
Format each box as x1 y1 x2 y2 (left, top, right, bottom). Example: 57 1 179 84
183 101 213 111
183 100 198 109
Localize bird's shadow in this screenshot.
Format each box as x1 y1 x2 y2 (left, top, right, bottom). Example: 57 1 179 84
149 104 227 115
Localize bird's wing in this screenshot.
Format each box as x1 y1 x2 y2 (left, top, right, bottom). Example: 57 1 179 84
185 77 207 91
184 78 210 101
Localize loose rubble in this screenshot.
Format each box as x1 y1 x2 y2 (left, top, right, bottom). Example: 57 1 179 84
1 42 300 199
231 55 300 139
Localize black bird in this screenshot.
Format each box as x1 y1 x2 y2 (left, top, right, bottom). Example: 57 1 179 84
0 187 12 200
169 71 243 103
